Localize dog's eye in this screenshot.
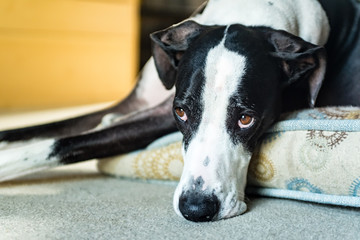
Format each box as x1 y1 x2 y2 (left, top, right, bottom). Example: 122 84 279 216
238 114 254 128
175 108 188 122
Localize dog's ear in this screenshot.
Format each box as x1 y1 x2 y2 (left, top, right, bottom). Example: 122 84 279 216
263 29 327 107
150 20 205 89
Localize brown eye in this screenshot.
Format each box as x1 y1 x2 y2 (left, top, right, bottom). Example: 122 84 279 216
238 114 254 128
175 107 188 121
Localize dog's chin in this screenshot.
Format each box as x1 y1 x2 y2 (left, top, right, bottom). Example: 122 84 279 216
216 200 247 221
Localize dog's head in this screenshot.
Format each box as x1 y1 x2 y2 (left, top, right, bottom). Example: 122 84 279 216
151 20 326 222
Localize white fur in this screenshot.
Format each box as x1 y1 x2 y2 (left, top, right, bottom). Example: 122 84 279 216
192 0 330 46
0 141 9 150
134 58 175 108
0 139 58 181
0 139 43 151
173 31 252 220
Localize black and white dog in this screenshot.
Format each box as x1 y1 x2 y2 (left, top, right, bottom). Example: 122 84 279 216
1 0 359 222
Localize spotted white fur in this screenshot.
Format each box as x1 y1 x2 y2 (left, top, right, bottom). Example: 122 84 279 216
173 30 252 220
0 139 58 181
0 139 44 151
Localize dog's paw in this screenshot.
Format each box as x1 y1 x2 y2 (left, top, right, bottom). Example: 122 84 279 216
0 139 57 182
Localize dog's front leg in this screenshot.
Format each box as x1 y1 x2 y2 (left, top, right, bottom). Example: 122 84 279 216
0 58 173 149
0 95 177 181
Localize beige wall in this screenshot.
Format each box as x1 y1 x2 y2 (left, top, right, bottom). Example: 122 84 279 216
0 0 139 110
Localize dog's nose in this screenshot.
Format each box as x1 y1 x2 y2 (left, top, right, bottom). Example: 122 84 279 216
179 191 220 222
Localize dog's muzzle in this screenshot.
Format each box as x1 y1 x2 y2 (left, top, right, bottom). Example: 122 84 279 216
173 146 251 222
173 174 249 222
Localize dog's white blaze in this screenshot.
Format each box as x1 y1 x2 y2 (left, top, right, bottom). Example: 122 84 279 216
188 36 247 180
174 33 252 220
0 139 58 181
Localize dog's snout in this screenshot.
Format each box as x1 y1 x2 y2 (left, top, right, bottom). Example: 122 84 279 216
179 191 220 222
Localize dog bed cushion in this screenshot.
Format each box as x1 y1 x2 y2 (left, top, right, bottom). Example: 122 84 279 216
98 106 360 207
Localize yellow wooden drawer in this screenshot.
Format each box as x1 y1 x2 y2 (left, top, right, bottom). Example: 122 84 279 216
0 0 139 110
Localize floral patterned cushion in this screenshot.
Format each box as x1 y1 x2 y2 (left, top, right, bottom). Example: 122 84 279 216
98 107 360 207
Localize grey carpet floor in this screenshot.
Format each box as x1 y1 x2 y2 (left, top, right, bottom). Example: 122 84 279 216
0 161 359 240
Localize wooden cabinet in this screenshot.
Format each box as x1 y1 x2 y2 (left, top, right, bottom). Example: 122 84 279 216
0 0 139 110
